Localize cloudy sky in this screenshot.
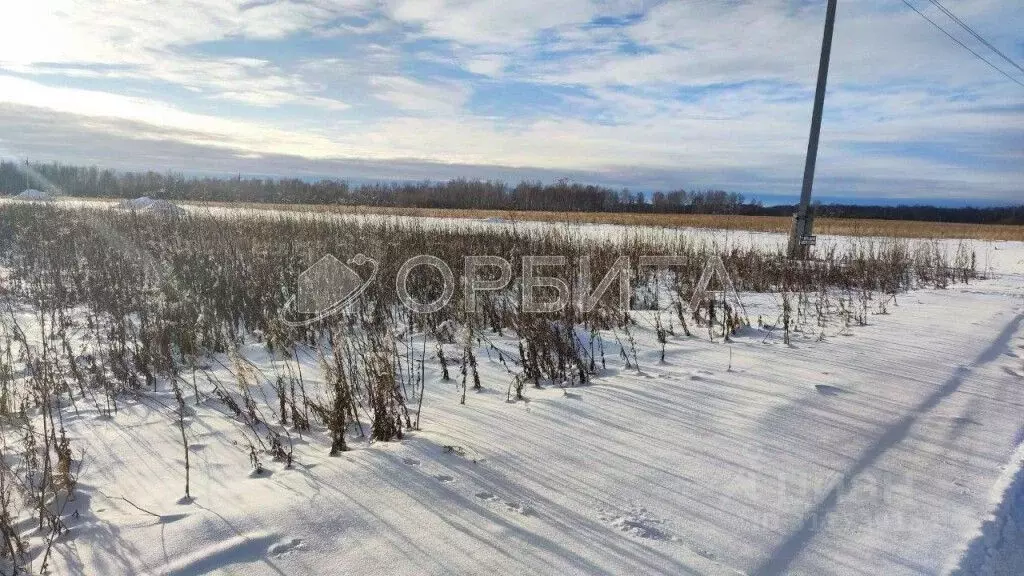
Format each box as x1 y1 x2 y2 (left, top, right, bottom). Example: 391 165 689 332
0 0 1021 204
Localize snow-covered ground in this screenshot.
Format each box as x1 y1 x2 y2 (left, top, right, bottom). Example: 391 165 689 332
2 201 1022 575
950 442 1024 576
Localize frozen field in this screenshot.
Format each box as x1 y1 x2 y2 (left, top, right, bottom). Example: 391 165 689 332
1 201 1022 575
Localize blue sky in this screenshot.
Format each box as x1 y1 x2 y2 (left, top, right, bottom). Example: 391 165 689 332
0 0 1021 204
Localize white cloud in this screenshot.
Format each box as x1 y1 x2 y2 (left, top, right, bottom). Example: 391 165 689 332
0 75 354 159
369 76 472 113
515 0 1023 91
384 0 603 47
462 54 509 77
0 0 1020 201
0 0 377 66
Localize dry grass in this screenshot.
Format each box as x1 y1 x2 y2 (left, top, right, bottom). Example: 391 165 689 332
67 196 1024 241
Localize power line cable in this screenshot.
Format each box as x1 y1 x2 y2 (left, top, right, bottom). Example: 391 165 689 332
900 0 1024 88
924 0 1024 75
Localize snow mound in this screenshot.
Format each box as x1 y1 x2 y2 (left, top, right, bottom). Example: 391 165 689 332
948 442 1024 576
116 196 154 209
116 196 184 215
14 188 54 201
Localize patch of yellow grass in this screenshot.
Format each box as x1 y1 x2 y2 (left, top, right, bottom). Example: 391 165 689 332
218 204 1024 242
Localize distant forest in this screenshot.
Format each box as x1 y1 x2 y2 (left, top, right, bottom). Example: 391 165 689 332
2 160 1022 225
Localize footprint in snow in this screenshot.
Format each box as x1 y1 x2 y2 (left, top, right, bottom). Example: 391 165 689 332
402 457 421 466
815 384 845 396
504 501 532 516
435 474 454 483
268 538 305 557
475 491 531 515
602 508 678 542
694 547 717 560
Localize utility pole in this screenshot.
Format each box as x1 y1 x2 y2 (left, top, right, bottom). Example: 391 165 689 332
788 0 838 259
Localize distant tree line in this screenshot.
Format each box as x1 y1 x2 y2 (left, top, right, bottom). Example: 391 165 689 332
1 160 1021 224
768 203 1024 225
0 161 752 213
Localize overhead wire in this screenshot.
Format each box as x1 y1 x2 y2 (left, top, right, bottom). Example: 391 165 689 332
900 0 1024 89
923 0 1024 75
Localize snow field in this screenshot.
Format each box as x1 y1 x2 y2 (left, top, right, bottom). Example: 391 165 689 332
27 273 1023 575
0 201 1020 574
